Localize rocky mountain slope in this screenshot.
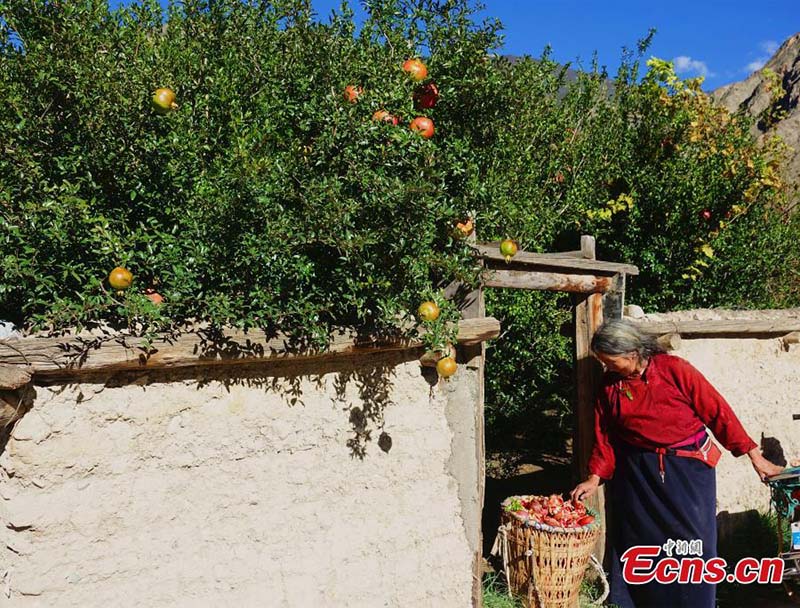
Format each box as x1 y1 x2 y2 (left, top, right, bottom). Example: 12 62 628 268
714 33 800 185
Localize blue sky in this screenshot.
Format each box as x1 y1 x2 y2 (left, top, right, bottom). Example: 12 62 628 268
311 0 799 90
110 1 799 90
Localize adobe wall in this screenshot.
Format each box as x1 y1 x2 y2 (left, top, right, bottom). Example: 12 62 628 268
629 308 800 514
0 351 481 607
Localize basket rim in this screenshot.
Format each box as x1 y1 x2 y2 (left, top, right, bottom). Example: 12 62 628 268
501 494 601 533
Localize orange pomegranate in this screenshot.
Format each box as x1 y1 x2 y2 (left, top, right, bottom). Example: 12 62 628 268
402 58 428 81
152 87 178 114
436 356 457 378
108 267 133 290
409 116 434 139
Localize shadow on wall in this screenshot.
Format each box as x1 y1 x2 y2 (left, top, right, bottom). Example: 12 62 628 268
14 347 433 460
761 432 789 468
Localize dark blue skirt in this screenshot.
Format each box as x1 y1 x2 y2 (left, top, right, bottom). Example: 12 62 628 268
607 435 717 608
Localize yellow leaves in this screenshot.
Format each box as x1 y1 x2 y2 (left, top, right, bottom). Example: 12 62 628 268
683 240 718 281
646 57 678 87
586 193 635 222
758 164 783 189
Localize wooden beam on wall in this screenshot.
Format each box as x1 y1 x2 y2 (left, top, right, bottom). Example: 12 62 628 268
631 318 800 337
483 269 612 293
782 331 800 350
0 364 32 390
0 318 501 383
656 333 682 352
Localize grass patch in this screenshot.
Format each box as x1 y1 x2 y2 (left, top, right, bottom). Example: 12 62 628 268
482 573 524 608
482 571 618 608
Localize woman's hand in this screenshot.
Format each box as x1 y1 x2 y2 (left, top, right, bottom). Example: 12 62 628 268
570 474 601 501
748 447 784 482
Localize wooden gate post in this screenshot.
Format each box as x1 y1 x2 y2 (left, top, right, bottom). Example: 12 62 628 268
572 236 606 563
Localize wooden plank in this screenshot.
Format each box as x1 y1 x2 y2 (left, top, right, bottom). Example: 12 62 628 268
0 318 501 377
484 269 612 293
656 333 682 351
631 318 800 336
782 332 800 349
481 242 584 259
537 250 584 259
475 243 639 276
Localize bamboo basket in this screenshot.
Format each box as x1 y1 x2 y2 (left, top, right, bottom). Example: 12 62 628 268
494 496 601 608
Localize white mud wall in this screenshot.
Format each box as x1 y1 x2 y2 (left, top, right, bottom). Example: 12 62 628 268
0 355 479 607
673 337 800 514
631 308 800 515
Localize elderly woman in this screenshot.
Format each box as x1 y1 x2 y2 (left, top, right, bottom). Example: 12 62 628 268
571 318 782 608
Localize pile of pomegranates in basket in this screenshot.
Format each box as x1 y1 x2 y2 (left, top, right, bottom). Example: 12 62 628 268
504 494 596 528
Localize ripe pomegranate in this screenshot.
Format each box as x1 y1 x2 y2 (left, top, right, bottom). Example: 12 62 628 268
577 515 595 526
700 209 712 221
417 301 440 322
436 356 457 378
344 85 362 103
419 344 456 368
144 289 164 305
108 267 133 290
499 239 518 261
152 87 178 114
409 116 434 139
413 82 439 109
372 109 399 125
402 58 428 82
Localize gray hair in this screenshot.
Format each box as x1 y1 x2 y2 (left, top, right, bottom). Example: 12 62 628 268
591 318 664 359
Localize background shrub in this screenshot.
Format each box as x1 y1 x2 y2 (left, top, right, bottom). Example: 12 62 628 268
2 0 798 454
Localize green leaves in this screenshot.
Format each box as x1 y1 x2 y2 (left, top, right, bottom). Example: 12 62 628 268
0 0 797 361
0 0 492 339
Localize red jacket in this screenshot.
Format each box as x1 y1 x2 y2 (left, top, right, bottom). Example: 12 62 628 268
588 353 757 480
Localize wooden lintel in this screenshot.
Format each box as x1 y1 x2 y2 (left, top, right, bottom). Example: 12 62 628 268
0 317 501 378
484 269 611 293
631 318 800 337
475 243 639 276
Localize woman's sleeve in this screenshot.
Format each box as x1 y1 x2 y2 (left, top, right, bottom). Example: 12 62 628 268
587 392 616 479
671 358 757 456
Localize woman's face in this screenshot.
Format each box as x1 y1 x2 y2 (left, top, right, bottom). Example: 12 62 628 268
594 351 640 376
